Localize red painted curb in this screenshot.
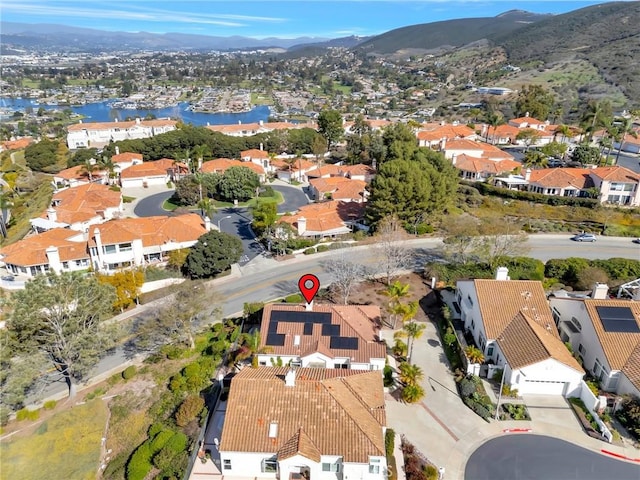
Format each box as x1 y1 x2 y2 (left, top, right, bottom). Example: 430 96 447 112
601 449 640 462
502 428 533 433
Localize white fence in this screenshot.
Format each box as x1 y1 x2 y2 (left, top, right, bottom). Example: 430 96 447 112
578 380 613 443
140 277 185 293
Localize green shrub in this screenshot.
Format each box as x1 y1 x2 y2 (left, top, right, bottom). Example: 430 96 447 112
0 406 10 426
284 293 303 303
424 465 439 480
383 365 394 388
16 408 40 421
316 244 330 253
127 441 153 480
303 247 316 255
148 423 166 438
150 430 175 452
259 186 276 197
122 366 137 380
122 195 135 203
43 400 57 410
163 431 188 454
459 378 476 397
175 395 205 427
385 428 395 457
109 185 121 192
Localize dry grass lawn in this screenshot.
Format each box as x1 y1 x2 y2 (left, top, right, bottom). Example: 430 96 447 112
0 399 108 480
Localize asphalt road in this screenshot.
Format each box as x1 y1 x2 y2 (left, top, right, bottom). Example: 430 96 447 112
30 235 639 402
271 184 310 214
212 207 263 265
465 434 640 480
503 146 640 173
133 190 175 217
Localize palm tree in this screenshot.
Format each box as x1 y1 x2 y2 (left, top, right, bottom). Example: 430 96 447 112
523 150 548 169
394 319 426 364
392 339 408 359
580 100 612 143
484 112 504 144
398 362 424 386
198 197 214 220
79 158 101 182
193 144 209 172
99 156 117 185
401 383 425 404
383 281 410 328
553 124 571 144
613 117 638 165
464 346 485 364
0 190 14 238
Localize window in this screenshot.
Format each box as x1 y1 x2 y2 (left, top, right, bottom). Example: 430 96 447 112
369 458 381 474
334 363 348 369
570 317 582 332
487 345 494 357
578 344 586 356
322 463 340 473
104 245 116 254
594 358 604 380
119 242 132 252
552 307 561 326
223 459 231 470
467 294 474 306
62 262 69 269
261 457 277 473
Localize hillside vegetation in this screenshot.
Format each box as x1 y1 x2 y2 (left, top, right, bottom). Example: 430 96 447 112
492 1 640 106
355 10 549 54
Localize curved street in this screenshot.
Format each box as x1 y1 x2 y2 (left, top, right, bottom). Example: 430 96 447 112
465 434 640 480
133 190 175 217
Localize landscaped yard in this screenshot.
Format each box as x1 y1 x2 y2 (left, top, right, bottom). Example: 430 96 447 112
0 399 108 480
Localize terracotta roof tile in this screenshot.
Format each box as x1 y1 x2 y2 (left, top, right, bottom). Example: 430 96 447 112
120 159 187 179
453 154 519 174
590 166 640 183
111 152 143 163
220 367 385 462
279 201 364 234
68 119 175 131
240 148 270 159
0 228 88 267
48 183 122 224
474 279 556 340
528 168 592 189
497 312 583 372
201 158 265 175
259 304 385 363
310 177 367 202
306 165 342 178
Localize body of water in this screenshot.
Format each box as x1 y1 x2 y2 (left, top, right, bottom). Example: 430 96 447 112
0 98 271 126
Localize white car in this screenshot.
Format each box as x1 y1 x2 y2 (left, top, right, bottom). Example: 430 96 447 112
572 233 597 242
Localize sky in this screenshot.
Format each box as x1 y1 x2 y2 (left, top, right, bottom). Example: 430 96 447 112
0 1 630 39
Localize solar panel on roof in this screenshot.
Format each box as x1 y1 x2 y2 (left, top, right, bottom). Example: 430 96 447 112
322 324 340 336
330 336 359 350
270 310 331 324
303 323 313 335
596 306 640 333
265 332 286 346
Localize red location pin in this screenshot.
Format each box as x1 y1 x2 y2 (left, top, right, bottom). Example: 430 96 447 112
298 274 320 304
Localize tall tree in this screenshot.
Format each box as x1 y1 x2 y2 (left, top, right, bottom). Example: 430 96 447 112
580 100 613 142
514 85 556 120
383 280 411 328
234 330 272 368
483 112 504 144
476 218 529 270
523 150 548 169
373 215 411 285
7 272 116 398
515 129 540 151
251 201 278 237
317 109 344 150
613 117 638 165
382 122 417 162
324 249 365 305
394 318 425 364
218 166 260 202
183 230 243 279
96 269 144 312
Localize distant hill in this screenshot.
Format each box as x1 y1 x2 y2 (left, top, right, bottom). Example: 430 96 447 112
491 1 640 103
0 22 329 52
354 10 550 54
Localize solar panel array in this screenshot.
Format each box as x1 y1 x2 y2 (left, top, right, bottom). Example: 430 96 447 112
265 309 360 350
596 306 640 333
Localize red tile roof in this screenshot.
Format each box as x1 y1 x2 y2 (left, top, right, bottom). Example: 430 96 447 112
0 228 88 267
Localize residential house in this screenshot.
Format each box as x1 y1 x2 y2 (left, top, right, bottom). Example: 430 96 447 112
279 201 364 239
550 287 640 397
456 269 584 395
451 154 519 181
339 164 376 182
309 177 367 203
306 165 342 180
87 214 209 272
67 118 177 149
111 150 144 176
272 158 317 183
53 164 108 189
344 118 391 134
589 166 640 206
240 148 272 172
201 158 266 182
207 121 315 138
441 139 515 162
0 136 34 152
416 122 477 148
0 228 90 278
214 367 387 480
120 158 188 188
524 168 591 197
256 303 386 370
31 183 123 233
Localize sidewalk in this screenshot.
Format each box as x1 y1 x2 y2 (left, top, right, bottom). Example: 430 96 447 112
383 321 640 479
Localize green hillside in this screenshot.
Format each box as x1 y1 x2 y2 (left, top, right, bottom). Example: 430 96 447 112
355 10 549 54
491 1 640 105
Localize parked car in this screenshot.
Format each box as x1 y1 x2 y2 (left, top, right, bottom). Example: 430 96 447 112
633 238 640 244
1 275 15 281
572 233 597 242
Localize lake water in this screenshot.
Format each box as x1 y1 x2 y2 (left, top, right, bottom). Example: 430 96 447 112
0 98 271 126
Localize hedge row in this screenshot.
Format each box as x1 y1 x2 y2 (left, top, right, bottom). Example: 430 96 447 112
461 180 599 207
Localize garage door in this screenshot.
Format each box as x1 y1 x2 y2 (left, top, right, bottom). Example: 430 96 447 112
522 380 566 395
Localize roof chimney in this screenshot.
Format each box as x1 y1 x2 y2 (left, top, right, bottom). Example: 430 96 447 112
495 267 510 281
204 216 211 231
285 368 296 387
297 216 307 236
259 142 263 151
47 208 57 222
591 283 609 300
525 168 531 181
115 146 120 155
451 154 457 166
